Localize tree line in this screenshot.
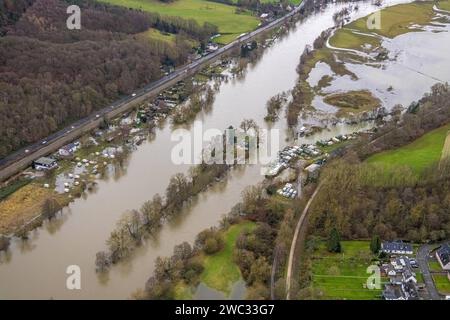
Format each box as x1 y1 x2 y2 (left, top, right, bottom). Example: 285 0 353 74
137 179 299 299
96 163 230 270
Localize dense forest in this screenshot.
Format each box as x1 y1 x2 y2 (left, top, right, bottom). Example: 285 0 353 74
0 0 218 158
307 84 450 243
0 0 35 36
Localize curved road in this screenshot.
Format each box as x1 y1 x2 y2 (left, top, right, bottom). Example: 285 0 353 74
286 182 322 300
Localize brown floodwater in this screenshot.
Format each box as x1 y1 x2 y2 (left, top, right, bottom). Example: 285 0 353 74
0 0 424 299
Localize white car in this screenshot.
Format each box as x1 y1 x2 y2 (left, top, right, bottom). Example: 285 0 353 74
25 149 30 153
132 93 137 97
95 114 100 118
42 140 47 145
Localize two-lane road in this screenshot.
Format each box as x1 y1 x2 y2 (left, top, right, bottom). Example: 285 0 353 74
417 244 442 300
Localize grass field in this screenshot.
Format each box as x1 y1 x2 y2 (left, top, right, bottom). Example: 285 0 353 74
0 179 31 202
329 28 381 51
433 274 450 294
0 183 62 235
323 90 381 117
329 1 437 50
348 2 435 39
437 0 450 11
99 0 260 44
310 241 384 300
428 258 444 272
138 28 177 43
174 281 194 299
366 123 450 174
200 221 256 294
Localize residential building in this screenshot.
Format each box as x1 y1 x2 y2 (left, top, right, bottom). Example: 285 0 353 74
381 241 413 255
436 243 450 270
383 284 406 300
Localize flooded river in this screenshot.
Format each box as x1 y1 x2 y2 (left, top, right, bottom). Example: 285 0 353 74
0 0 444 299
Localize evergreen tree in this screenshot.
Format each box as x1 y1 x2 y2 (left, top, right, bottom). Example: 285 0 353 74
327 228 341 253
370 235 381 254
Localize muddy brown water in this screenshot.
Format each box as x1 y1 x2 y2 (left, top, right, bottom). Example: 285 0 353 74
1 0 440 299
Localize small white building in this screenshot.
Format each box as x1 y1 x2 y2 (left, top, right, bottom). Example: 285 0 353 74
33 157 58 171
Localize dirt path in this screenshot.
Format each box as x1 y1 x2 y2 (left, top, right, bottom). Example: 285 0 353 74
439 130 450 167
286 183 322 300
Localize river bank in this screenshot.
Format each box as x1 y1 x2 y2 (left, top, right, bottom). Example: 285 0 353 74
0 0 433 299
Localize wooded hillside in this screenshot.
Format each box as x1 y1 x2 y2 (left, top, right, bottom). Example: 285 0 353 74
0 0 217 158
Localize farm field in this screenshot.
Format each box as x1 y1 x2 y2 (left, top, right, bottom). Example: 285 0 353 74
309 241 384 300
98 0 260 43
366 123 450 174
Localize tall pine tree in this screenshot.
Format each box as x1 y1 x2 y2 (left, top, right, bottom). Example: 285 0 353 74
327 228 341 253
370 235 381 254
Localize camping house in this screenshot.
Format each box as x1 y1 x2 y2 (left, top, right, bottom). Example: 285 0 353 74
58 143 78 157
305 163 321 179
33 157 58 171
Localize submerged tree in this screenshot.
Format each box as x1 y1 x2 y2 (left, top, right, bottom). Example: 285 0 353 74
0 236 11 252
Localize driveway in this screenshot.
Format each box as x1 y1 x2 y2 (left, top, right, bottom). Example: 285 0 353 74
416 244 442 300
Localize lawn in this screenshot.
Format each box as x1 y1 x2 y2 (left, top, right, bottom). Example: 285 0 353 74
433 274 450 294
428 260 443 272
347 2 435 39
98 0 260 44
310 241 385 300
200 221 256 294
366 123 450 174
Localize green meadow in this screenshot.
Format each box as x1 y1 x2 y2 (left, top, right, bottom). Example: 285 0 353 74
98 0 260 43
200 221 256 294
366 123 450 174
329 1 439 50
310 241 385 300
